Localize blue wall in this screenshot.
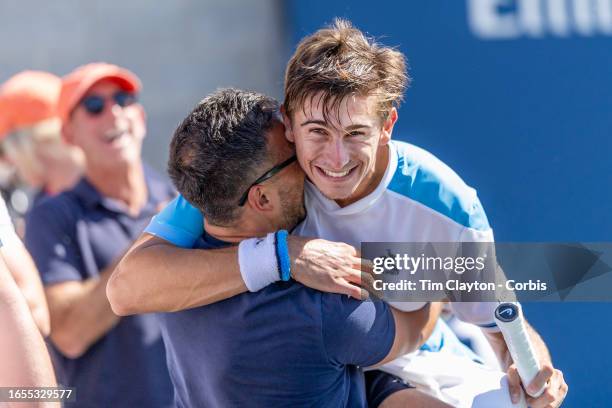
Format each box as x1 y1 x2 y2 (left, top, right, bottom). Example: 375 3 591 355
287 1 612 405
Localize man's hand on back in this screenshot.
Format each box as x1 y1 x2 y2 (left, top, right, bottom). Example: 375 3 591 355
287 236 374 300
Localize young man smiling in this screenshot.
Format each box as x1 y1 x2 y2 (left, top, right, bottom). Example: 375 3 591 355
109 20 567 407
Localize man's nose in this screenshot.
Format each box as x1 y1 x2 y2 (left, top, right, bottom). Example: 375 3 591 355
102 103 129 130
110 103 125 118
327 138 350 169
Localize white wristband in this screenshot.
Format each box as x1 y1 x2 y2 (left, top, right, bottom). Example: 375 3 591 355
238 232 280 292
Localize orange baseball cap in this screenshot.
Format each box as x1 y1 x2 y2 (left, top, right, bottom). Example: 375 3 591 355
57 62 141 122
0 71 61 139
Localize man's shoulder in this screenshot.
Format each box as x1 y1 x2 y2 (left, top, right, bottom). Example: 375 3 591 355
388 140 490 231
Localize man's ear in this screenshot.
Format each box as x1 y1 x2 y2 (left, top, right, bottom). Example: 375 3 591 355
280 106 295 143
247 185 273 212
380 107 398 146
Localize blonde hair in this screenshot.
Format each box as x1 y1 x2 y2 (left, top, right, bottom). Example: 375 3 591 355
2 118 63 184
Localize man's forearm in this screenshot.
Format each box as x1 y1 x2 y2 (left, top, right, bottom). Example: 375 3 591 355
108 233 374 315
0 259 57 392
48 266 120 358
107 234 247 315
1 243 51 336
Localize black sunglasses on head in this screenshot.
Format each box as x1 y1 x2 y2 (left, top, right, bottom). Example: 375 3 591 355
80 91 137 116
238 155 298 206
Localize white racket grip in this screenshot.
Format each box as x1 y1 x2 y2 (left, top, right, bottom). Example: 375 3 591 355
494 302 545 398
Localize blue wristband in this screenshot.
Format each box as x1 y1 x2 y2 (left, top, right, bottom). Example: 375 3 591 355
275 230 291 281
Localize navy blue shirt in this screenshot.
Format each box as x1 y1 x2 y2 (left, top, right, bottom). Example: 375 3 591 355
157 233 396 408
25 166 175 408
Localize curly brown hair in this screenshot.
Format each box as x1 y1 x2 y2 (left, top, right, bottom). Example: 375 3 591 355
284 18 410 124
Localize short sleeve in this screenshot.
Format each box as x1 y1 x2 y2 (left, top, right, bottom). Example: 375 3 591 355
24 201 84 285
321 295 395 367
144 195 204 248
450 302 500 332
454 225 501 332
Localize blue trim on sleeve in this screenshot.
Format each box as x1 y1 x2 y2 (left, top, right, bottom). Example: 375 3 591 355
146 217 201 248
144 195 204 248
477 321 498 328
388 141 491 231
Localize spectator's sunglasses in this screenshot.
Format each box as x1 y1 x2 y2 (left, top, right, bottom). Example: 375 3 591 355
80 91 138 116
238 155 298 206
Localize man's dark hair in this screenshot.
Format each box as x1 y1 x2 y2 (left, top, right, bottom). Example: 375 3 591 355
168 88 281 226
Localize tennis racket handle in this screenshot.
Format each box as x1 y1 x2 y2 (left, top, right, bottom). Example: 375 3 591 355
494 302 545 398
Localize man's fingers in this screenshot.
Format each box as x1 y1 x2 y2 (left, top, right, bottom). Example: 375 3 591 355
527 363 554 396
526 389 555 408
336 281 366 300
360 272 377 295
344 263 378 297
346 268 374 287
558 370 568 398
359 287 370 301
344 269 363 285
357 258 374 276
341 276 372 300
526 369 567 408
506 365 522 404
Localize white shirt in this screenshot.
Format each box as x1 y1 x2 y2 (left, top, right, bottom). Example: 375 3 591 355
295 140 499 330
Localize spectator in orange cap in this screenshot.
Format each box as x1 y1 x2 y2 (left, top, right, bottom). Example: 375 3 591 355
24 63 175 408
0 71 84 200
0 71 78 336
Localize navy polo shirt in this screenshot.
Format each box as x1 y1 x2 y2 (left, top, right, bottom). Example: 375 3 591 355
156 233 396 408
25 166 175 408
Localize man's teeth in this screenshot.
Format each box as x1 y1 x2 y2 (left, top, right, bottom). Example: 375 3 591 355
322 168 350 178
